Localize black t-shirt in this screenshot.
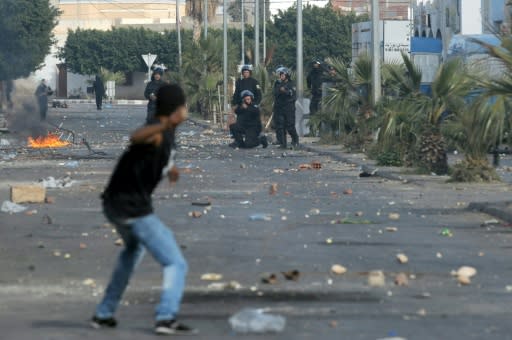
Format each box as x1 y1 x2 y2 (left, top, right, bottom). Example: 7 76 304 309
102 124 175 218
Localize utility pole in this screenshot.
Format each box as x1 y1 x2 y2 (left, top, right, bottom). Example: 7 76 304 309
255 0 260 66
204 0 208 38
297 0 304 136
223 0 228 113
371 0 381 105
241 0 245 64
263 0 266 63
176 0 182 69
297 0 303 104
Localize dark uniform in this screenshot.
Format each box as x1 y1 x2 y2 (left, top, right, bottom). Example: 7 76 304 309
229 90 267 149
232 79 262 107
144 69 166 123
93 75 105 110
306 65 323 115
231 66 262 107
35 80 52 121
273 69 299 148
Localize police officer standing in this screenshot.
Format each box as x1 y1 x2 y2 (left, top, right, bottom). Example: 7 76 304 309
306 60 323 115
144 67 166 123
273 67 299 149
232 65 262 108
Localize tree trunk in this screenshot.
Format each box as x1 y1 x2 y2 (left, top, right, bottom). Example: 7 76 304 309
417 130 449 175
192 18 201 43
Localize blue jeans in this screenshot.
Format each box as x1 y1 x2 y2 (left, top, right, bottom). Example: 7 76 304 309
95 212 188 321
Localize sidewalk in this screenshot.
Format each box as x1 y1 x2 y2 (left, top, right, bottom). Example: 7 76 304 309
300 138 512 224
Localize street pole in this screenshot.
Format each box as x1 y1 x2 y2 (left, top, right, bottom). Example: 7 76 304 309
223 0 228 113
241 0 245 64
297 0 303 105
255 0 260 66
204 0 208 38
176 0 182 69
263 0 266 64
371 0 381 105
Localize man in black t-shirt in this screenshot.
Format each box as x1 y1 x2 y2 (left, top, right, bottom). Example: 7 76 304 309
91 84 197 336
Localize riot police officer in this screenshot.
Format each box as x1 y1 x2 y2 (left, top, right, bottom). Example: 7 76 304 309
229 90 268 149
232 65 262 108
273 67 299 149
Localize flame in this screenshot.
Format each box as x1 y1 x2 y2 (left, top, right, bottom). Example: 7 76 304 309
28 134 70 148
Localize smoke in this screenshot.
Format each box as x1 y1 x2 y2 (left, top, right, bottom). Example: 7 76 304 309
7 79 48 138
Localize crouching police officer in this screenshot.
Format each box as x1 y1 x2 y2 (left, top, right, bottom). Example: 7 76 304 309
273 67 299 149
229 90 268 149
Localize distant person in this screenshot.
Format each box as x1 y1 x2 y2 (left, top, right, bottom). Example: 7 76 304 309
35 79 53 121
93 75 105 110
229 90 268 149
144 67 166 123
273 67 299 149
91 84 197 336
306 60 323 115
231 65 262 108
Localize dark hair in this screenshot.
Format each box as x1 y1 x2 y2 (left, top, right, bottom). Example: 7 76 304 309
155 84 186 117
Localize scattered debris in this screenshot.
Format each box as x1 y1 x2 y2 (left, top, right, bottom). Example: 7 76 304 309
249 213 272 221
229 308 286 333
368 270 386 287
454 266 477 285
191 199 211 206
39 176 75 188
79 243 87 249
41 214 53 224
53 251 61 257
82 278 96 287
359 168 378 177
1 200 27 214
309 208 320 215
200 273 223 281
261 273 278 285
440 228 453 237
45 196 55 204
273 169 285 174
329 320 338 328
240 201 252 205
0 138 10 146
10 184 46 204
396 253 409 264
331 264 347 275
482 219 499 226
436 252 443 259
281 270 300 281
25 209 38 216
311 160 322 169
336 218 374 224
269 183 278 195
388 213 400 220
355 211 364 217
188 211 203 218
114 238 124 246
385 227 398 232
394 273 409 286
325 238 333 244
417 308 427 316
298 163 312 170
343 188 353 195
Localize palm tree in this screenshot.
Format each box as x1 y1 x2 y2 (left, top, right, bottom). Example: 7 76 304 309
309 55 373 147
442 97 505 181
186 0 219 43
380 58 472 174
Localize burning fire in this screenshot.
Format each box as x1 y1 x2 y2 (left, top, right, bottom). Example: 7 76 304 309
28 134 70 148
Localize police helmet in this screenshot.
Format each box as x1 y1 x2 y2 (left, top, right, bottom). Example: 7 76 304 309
278 67 291 78
240 90 254 99
241 64 253 73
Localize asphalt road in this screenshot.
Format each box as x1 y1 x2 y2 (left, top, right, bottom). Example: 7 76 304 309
0 104 511 340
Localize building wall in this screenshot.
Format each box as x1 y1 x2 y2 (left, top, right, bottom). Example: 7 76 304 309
332 0 410 19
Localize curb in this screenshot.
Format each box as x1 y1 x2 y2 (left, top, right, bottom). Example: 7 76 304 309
467 201 512 224
53 99 146 105
300 144 408 183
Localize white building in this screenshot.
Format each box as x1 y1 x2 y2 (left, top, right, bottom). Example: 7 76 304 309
413 0 505 58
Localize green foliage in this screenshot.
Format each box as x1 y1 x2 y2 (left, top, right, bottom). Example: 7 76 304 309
266 5 366 68
59 27 181 75
375 150 404 167
100 67 126 84
309 55 374 148
0 0 60 80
